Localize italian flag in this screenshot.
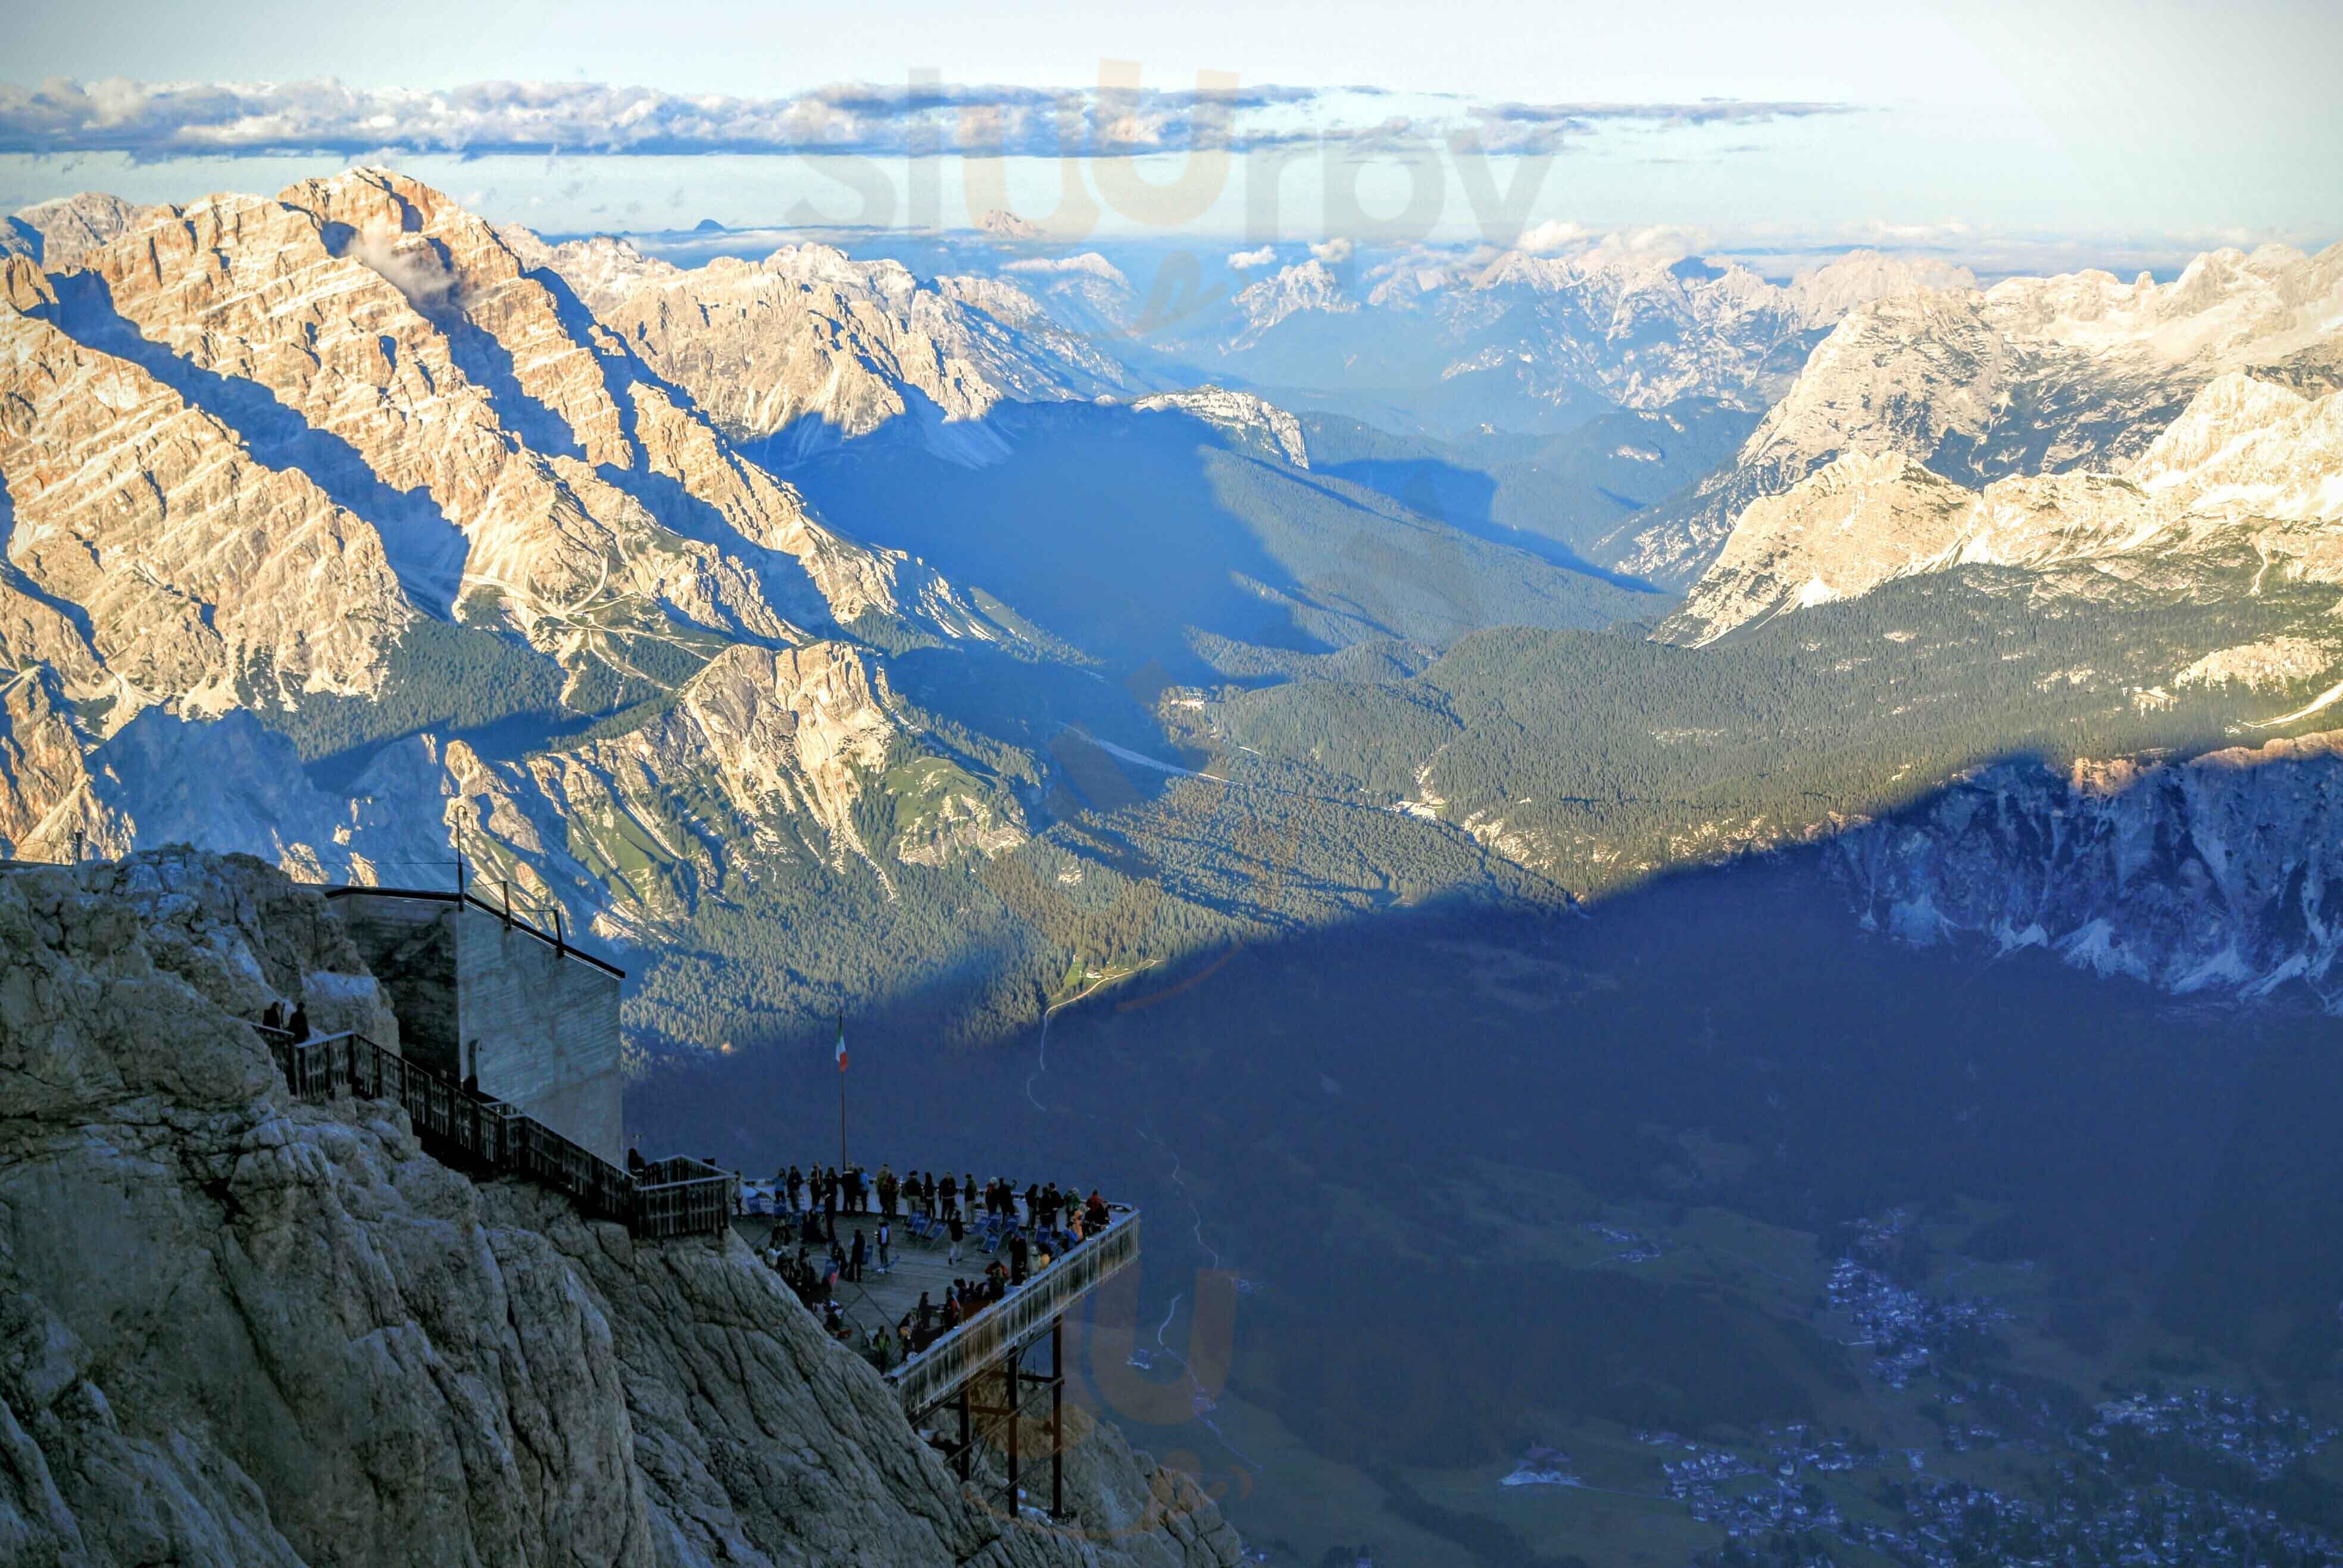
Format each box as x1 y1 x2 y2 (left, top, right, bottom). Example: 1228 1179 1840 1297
835 1013 848 1073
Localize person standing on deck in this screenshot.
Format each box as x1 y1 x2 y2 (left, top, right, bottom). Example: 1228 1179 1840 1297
848 1228 867 1283
877 1164 897 1219
947 1208 965 1266
1009 1229 1029 1286
876 1218 892 1274
786 1165 804 1213
939 1172 957 1219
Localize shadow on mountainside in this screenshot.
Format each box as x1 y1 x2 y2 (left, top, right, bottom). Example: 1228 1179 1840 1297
45 272 471 618
788 401 1648 683
622 770 2343 1563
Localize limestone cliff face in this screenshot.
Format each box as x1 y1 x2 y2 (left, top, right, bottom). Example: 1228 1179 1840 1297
0 851 1240 1567
67 185 801 648
0 255 407 720
545 238 1126 460
0 670 106 857
407 640 1030 918
1626 242 2343 585
1668 373 2343 642
0 168 1038 922
1825 730 2343 1007
0 193 152 269
24 170 1010 660
270 173 991 639
44 640 1029 935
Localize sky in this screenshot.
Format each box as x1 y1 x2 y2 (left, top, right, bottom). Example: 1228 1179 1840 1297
3 0 2335 273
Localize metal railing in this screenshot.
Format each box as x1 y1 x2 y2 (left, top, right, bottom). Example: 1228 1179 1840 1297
894 1211 1143 1414
270 1030 732 1238
320 885 626 979
634 1155 738 1239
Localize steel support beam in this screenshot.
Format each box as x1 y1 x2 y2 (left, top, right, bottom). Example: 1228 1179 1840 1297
1004 1339 1021 1511
1051 1313 1066 1519
956 1385 971 1481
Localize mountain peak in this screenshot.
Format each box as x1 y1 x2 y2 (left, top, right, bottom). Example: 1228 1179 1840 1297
3 189 152 267
977 207 1042 239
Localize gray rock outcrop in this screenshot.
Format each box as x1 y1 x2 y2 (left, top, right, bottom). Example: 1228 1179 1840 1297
1825 730 2343 1008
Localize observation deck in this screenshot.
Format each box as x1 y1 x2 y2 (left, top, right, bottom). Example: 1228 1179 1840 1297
735 1190 1141 1516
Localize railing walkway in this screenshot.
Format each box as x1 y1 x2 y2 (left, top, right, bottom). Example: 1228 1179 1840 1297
888 1212 1141 1412
270 1029 733 1239
738 1200 1140 1518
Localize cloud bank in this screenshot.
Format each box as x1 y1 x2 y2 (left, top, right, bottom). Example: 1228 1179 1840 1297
0 77 1853 162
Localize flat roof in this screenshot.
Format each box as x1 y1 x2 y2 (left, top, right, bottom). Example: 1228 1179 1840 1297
324 885 626 979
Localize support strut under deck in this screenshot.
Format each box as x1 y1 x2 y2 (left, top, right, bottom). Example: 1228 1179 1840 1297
920 1310 1071 1521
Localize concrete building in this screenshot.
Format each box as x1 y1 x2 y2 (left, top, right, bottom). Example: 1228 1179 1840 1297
328 888 625 1163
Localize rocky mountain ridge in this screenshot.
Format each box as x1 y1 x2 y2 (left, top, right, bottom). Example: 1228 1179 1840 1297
1201 245 1973 438
1827 729 2343 1006
0 170 1044 922
1670 370 2343 641
1127 386 1310 467
528 232 1132 461
1626 240 2343 584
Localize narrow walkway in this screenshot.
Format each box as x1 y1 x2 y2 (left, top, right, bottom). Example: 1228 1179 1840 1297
271 1029 735 1239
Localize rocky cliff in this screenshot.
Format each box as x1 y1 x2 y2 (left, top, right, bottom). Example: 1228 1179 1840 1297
0 169 1040 949
1625 241 2343 585
1668 371 2343 642
535 236 1127 461
0 849 1242 1566
1826 730 2343 1007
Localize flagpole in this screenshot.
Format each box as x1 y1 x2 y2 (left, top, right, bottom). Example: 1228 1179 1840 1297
837 1011 848 1173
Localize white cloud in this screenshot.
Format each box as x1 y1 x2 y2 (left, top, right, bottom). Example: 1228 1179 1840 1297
1503 221 1705 269
1308 236 1352 263
0 77 1852 162
1515 219 1592 255
1225 245 1277 270
1004 252 1128 283
346 232 455 312
1845 217 1975 245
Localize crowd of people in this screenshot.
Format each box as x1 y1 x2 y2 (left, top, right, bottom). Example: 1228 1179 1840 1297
745 1161 1121 1369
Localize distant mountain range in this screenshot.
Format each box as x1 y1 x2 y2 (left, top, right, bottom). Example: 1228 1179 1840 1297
5 168 2341 1039
1162 245 1977 445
